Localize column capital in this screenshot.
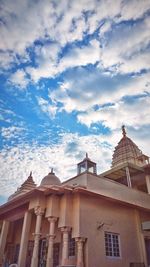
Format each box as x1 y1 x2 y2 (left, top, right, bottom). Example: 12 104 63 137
34 206 45 216
47 234 56 239
32 233 41 238
75 237 86 243
47 216 58 223
60 226 71 233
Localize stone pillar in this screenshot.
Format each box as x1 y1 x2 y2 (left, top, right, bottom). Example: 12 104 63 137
61 227 71 266
0 220 9 266
31 207 44 267
146 175 150 194
18 211 32 267
76 237 86 267
126 166 132 187
46 217 57 267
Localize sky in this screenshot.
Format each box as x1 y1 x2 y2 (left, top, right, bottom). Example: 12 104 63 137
0 0 150 204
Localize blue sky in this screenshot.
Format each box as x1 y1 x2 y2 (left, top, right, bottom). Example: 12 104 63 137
0 0 150 204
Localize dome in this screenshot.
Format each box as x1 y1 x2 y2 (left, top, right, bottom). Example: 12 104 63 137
8 172 36 201
112 126 147 168
40 168 61 186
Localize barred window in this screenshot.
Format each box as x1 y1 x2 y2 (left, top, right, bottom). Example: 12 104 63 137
105 232 121 258
68 234 76 256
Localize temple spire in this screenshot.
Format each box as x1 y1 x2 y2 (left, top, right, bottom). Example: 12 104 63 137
122 125 126 137
8 171 36 201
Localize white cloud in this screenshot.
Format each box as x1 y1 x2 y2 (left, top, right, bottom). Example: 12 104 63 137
58 40 101 72
1 126 25 139
99 21 112 35
1 0 150 75
49 69 150 113
37 97 57 118
0 0 54 53
119 50 150 73
0 51 16 70
100 16 150 73
25 13 150 81
9 69 29 88
26 39 101 82
77 95 150 129
26 43 61 82
120 0 150 21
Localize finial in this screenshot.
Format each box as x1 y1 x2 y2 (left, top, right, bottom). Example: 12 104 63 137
86 152 88 158
29 171 32 177
51 168 54 174
122 125 126 137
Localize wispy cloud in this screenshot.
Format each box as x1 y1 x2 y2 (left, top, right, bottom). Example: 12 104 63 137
0 132 112 198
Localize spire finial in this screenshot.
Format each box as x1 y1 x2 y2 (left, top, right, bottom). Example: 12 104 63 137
86 152 88 158
51 168 54 174
30 171 32 176
122 125 126 137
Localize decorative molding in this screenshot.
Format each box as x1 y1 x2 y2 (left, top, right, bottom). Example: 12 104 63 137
34 206 45 216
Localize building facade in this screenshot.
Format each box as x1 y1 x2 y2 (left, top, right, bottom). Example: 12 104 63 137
0 127 150 267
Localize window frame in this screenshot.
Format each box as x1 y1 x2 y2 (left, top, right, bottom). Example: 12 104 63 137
104 232 121 259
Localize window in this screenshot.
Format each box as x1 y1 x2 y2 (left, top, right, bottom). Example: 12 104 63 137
105 232 121 258
53 243 60 267
14 244 20 263
39 238 47 266
68 233 76 256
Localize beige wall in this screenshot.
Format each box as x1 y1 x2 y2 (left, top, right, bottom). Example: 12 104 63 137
79 194 142 267
64 172 88 187
87 173 150 210
64 172 150 210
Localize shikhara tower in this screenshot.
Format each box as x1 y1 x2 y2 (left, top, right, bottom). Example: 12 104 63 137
0 127 150 267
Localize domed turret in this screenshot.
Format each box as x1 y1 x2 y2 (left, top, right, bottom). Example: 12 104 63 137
112 126 149 168
8 172 36 201
40 168 61 186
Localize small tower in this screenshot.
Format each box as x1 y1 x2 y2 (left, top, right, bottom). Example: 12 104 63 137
77 153 97 175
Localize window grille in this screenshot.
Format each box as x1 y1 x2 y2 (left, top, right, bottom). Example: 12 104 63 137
68 234 76 257
104 232 121 258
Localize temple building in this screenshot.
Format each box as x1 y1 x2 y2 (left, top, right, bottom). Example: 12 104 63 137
0 127 150 267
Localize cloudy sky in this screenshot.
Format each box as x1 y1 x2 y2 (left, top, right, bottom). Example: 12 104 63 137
0 0 150 204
